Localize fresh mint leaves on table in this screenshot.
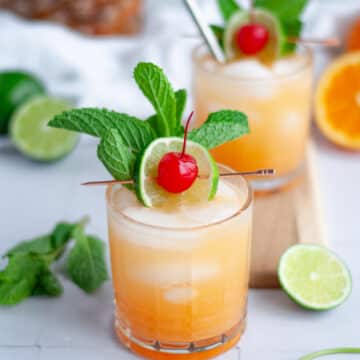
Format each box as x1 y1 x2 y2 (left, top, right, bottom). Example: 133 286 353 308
0 218 108 305
49 62 249 191
212 0 308 55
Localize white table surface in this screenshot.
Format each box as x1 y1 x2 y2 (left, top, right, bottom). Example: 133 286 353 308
1 127 360 360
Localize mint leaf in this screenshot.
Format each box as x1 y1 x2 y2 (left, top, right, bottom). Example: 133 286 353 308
175 89 187 125
51 222 77 250
210 25 225 49
0 278 36 305
66 226 108 293
217 0 241 22
134 62 176 137
254 0 308 21
49 108 155 154
146 89 187 136
33 270 63 297
6 235 53 257
145 114 159 135
0 253 44 305
281 19 303 54
188 110 249 149
97 129 136 181
6 221 77 259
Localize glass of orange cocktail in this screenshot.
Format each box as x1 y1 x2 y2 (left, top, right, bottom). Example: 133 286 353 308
193 45 313 191
106 165 252 360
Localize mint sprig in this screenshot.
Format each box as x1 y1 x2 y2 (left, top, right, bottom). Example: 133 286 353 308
254 0 308 55
0 217 108 305
188 110 249 149
48 62 250 199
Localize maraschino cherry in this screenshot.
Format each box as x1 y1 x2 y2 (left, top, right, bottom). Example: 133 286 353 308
157 111 198 194
235 23 269 55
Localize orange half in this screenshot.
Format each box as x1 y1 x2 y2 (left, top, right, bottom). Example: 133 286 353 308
315 51 360 150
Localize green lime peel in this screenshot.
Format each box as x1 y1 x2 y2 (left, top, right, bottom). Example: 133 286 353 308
299 347 360 360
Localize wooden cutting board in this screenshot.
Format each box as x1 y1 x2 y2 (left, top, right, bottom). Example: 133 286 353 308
250 143 327 288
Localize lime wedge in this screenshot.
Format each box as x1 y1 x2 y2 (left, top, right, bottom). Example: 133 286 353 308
224 9 284 63
0 71 45 134
10 96 78 162
135 137 219 207
278 244 352 311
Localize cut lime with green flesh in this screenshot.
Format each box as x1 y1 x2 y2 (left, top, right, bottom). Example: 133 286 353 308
135 137 219 207
10 96 79 162
224 9 285 63
279 244 352 311
0 71 46 134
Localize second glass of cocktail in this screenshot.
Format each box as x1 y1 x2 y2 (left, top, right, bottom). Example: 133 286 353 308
192 4 313 191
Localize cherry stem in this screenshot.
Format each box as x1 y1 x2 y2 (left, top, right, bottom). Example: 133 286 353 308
181 111 194 158
249 0 254 23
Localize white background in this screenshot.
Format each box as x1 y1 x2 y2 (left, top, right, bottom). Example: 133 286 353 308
1 1 360 359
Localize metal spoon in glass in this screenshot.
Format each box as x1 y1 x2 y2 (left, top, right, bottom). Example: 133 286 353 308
183 0 226 63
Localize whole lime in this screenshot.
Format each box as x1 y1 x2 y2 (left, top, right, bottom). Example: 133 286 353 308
0 71 46 134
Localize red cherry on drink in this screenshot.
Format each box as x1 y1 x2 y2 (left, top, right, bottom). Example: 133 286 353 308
235 23 269 55
157 152 198 193
157 112 199 194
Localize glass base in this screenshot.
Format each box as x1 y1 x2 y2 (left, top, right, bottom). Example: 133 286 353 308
114 317 246 360
250 162 305 192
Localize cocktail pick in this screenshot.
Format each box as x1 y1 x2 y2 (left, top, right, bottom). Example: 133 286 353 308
288 37 340 47
81 169 275 187
183 0 226 63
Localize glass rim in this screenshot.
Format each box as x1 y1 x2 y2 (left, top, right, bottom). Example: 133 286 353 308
106 164 253 232
192 43 313 82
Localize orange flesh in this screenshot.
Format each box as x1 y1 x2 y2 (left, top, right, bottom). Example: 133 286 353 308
323 64 360 139
347 19 360 52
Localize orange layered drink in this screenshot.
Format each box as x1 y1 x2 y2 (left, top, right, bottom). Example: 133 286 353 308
107 172 252 360
187 0 314 190
49 60 253 359
193 46 313 190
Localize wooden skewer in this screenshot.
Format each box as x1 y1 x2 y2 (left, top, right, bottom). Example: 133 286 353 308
287 37 340 47
81 169 275 187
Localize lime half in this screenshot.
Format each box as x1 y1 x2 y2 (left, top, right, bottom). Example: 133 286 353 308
279 244 352 311
135 137 219 207
224 9 284 63
0 71 45 134
10 96 78 162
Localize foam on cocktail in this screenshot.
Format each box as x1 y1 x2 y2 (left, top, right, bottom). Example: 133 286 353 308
112 180 244 229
